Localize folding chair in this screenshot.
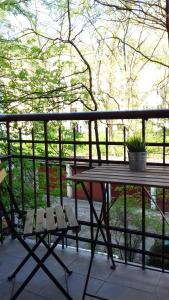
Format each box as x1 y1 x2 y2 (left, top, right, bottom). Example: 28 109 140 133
0 169 80 300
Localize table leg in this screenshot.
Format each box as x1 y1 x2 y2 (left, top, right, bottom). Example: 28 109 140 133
80 181 115 299
102 182 115 269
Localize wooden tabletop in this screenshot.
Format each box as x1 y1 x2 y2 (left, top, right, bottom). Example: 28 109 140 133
67 164 169 188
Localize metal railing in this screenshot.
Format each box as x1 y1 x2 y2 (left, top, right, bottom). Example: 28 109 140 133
1 109 169 272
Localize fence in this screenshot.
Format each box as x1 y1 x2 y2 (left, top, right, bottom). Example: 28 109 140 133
0 109 169 272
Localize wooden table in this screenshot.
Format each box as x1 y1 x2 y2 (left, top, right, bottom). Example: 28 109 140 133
69 163 169 188
68 163 169 300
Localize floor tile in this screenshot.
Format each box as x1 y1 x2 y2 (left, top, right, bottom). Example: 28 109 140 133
106 263 161 292
70 251 112 280
36 271 104 300
155 272 169 298
96 281 132 300
1 239 168 300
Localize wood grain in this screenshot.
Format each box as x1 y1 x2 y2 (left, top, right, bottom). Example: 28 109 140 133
67 164 169 188
46 207 56 231
55 206 67 229
64 205 78 228
24 209 34 235
35 208 45 233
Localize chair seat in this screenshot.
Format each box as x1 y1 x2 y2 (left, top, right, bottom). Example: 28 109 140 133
24 205 79 236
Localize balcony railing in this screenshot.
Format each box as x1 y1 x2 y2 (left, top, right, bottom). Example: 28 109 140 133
1 109 169 273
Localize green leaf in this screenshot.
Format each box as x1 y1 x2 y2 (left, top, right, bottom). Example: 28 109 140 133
18 69 28 80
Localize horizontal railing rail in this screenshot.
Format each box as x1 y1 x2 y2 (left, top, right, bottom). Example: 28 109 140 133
0 108 168 121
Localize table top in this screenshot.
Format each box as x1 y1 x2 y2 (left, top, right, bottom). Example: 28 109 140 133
68 164 169 188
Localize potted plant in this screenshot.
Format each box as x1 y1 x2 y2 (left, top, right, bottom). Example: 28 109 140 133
126 136 146 171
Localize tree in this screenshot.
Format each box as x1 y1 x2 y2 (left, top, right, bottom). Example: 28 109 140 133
0 0 168 115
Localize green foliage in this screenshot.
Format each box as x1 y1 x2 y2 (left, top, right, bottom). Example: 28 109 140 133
148 240 169 270
11 159 46 209
126 136 146 152
0 121 85 209
0 0 167 114
109 189 163 262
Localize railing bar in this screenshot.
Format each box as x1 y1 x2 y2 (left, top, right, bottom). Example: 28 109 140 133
105 127 111 260
124 185 127 263
89 121 92 169
59 233 169 261
7 155 169 166
142 118 146 268
2 139 124 146
124 126 126 162
6 121 14 230
106 127 108 162
73 126 77 175
78 220 169 239
142 119 146 143
58 126 65 249
89 121 94 253
19 128 24 211
6 139 169 147
163 127 166 165
44 121 50 207
1 109 169 122
162 126 166 271
59 126 63 207
142 187 145 268
32 128 37 210
73 126 79 252
162 186 166 272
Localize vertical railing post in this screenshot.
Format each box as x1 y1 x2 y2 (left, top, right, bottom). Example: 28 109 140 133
106 127 108 163
6 121 12 189
124 126 126 162
163 126 166 165
73 126 79 251
6 121 15 231
124 184 127 263
19 128 24 211
89 121 94 253
44 121 50 207
32 127 37 210
162 126 166 270
142 118 146 269
58 126 63 207
142 119 146 143
124 124 128 262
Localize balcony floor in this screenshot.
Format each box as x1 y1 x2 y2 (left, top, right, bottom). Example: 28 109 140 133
0 238 168 300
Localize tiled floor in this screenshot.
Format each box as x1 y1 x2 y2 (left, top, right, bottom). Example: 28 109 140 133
0 239 169 300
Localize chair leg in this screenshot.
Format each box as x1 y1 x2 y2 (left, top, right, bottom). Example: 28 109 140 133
41 238 72 275
8 233 72 280
11 261 73 300
10 232 73 300
8 233 47 280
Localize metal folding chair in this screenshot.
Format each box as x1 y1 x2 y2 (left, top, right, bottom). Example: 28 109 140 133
0 169 79 300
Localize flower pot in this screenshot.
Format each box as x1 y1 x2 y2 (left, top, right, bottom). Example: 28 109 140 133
128 152 147 171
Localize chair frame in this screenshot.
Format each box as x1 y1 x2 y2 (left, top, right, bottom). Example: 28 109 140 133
0 169 79 300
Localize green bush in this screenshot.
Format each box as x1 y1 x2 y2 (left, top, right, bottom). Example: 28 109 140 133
148 240 169 270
